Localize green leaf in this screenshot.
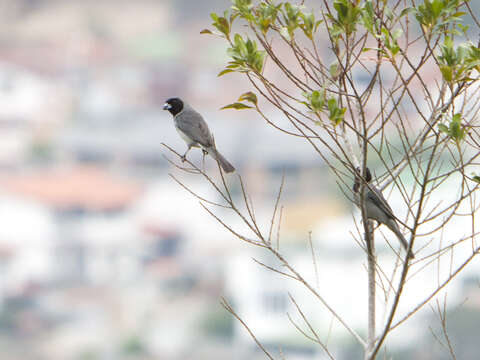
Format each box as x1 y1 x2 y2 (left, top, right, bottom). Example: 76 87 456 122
450 11 466 18
457 23 469 34
331 0 362 36
431 0 443 18
327 98 337 112
452 113 462 123
238 91 258 105
472 175 480 184
218 69 235 77
226 34 266 74
439 112 466 142
450 120 465 140
414 0 467 36
310 90 324 110
439 65 453 82
220 102 253 110
400 7 415 18
200 29 213 35
438 123 449 134
233 33 243 46
329 62 341 79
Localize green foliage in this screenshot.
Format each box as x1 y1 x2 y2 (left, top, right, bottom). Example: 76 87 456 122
232 0 255 21
221 92 258 110
438 37 480 84
208 11 236 40
206 0 476 131
280 3 323 40
327 0 363 40
200 306 234 339
221 102 254 110
121 336 146 355
302 90 345 126
413 0 467 36
303 90 326 112
329 61 341 80
76 350 99 360
438 113 467 142
361 0 377 34
360 1 406 59
299 10 323 40
206 7 267 76
225 34 266 74
377 27 402 58
281 3 302 40
254 2 282 34
327 97 346 125
231 1 322 41
29 141 53 162
238 91 258 105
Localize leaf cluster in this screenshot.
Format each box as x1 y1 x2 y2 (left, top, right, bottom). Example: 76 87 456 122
414 0 467 36
327 0 363 39
438 113 467 142
438 37 480 84
302 90 346 126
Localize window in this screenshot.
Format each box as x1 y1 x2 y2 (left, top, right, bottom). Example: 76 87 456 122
262 291 288 314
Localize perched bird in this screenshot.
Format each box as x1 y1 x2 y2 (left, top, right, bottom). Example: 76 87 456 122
353 168 414 259
163 97 235 173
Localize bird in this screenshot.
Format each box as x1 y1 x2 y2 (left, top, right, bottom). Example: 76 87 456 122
353 167 414 259
163 97 235 173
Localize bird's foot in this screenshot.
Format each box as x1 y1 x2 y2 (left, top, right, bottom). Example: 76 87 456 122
181 155 187 162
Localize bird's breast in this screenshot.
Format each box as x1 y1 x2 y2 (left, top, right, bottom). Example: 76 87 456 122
174 125 195 145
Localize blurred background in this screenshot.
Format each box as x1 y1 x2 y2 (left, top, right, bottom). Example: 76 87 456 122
0 1 479 359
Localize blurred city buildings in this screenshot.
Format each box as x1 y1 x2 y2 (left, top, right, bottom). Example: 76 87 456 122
0 1 478 360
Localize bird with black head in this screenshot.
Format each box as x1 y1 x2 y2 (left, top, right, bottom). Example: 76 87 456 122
163 97 235 173
353 167 414 259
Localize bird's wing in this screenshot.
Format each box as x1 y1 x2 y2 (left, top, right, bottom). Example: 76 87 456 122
367 186 396 220
175 109 214 148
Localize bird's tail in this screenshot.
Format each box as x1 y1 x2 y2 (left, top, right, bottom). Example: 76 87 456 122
209 148 235 173
387 219 414 259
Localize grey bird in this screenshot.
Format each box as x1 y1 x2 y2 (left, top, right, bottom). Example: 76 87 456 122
163 97 235 173
353 168 414 259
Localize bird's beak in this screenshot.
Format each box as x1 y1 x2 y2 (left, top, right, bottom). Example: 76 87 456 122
163 103 172 110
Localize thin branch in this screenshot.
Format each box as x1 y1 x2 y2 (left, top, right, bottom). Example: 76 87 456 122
221 297 276 360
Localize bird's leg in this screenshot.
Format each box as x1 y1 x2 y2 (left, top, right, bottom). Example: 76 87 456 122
181 146 192 162
202 149 208 170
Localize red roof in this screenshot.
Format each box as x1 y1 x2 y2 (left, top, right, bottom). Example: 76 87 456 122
0 166 141 210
